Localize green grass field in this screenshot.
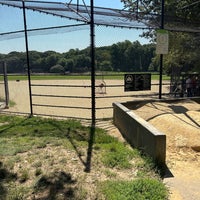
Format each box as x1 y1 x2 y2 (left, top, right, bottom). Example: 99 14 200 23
3 73 170 81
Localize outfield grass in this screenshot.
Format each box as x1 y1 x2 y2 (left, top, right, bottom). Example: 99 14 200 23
0 115 168 199
3 73 170 81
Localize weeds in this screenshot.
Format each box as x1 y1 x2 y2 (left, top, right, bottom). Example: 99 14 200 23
35 168 42 176
19 170 29 183
0 115 168 199
102 142 137 169
99 178 168 200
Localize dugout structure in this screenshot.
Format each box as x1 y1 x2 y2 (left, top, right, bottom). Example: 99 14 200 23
170 70 200 97
0 0 200 125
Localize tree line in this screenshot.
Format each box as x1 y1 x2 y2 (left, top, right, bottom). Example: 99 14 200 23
0 40 156 74
1 0 200 75
0 33 199 75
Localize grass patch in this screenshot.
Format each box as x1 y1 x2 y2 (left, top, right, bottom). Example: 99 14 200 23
102 142 137 169
0 114 168 199
8 100 16 107
99 178 168 200
6 73 170 81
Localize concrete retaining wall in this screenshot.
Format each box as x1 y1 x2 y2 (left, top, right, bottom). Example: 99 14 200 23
113 102 166 165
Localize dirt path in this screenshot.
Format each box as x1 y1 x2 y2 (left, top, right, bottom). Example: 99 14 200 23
131 99 200 200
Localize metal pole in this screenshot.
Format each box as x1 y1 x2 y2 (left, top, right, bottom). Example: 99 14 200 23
22 0 33 116
90 0 95 127
3 61 9 109
159 0 165 99
84 0 96 173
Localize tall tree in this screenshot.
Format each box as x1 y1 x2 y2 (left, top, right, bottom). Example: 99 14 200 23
121 0 200 73
111 40 132 71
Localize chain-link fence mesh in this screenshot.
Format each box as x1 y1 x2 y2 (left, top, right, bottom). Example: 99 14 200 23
0 0 199 120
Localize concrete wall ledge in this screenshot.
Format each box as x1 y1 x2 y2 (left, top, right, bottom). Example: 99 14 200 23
113 102 166 165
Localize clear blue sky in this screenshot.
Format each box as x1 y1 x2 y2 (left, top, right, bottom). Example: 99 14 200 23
0 0 150 54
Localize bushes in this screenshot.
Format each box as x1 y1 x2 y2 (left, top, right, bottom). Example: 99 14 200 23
49 64 65 74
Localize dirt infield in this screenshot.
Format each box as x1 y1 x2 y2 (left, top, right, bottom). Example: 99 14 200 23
6 79 169 119
5 79 200 199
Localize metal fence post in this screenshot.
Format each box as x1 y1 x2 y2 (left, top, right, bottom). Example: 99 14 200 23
22 0 33 116
3 61 9 109
90 0 95 127
159 0 165 99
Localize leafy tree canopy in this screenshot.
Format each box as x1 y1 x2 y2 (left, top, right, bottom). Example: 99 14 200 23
121 0 200 73
0 40 156 73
